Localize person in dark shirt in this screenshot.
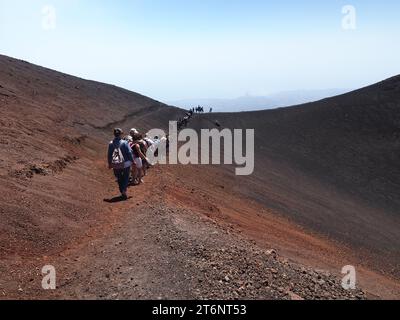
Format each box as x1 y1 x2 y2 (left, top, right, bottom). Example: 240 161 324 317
107 128 134 200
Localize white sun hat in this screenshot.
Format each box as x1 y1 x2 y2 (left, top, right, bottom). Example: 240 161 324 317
130 128 139 135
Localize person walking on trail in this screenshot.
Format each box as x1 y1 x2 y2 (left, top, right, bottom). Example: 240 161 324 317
137 134 151 175
129 133 149 185
130 128 139 138
108 128 134 200
143 134 154 150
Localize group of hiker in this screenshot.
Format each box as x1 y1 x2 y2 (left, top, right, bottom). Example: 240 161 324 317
189 106 213 114
107 107 215 199
107 128 165 200
177 106 213 130
177 109 194 130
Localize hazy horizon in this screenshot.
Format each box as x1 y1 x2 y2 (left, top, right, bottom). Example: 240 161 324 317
1 0 399 102
167 88 353 112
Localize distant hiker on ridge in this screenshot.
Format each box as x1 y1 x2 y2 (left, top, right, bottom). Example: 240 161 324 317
108 128 134 200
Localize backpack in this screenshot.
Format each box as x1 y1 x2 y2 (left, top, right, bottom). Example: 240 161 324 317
144 138 154 147
111 141 125 169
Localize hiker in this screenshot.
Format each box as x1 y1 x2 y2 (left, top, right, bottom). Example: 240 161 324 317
165 135 170 152
129 133 149 185
153 135 160 158
183 116 189 128
128 128 139 141
108 128 134 200
144 134 154 149
177 118 184 130
137 134 151 173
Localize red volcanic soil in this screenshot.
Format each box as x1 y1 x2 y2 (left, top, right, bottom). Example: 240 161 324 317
0 54 399 299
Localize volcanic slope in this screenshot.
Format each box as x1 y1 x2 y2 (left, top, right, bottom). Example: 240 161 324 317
188 75 400 279
0 55 399 299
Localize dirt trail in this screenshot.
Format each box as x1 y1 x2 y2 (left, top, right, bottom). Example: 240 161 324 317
1 160 398 300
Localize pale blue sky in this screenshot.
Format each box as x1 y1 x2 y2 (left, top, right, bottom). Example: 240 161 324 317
0 0 399 101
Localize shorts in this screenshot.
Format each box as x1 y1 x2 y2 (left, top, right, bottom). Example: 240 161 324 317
133 157 143 169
